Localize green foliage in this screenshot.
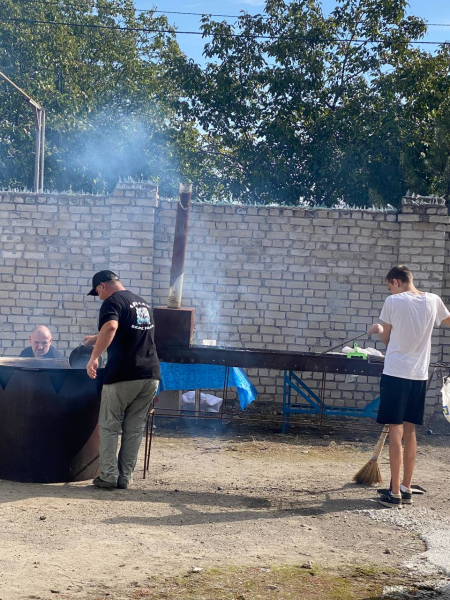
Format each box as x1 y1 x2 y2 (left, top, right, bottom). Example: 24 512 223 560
1 0 450 206
173 0 447 206
0 0 189 194
393 46 450 199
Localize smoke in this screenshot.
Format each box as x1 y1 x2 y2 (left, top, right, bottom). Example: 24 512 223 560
47 109 182 196
202 297 221 342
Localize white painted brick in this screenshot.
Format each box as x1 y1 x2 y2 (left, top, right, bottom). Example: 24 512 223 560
0 189 449 415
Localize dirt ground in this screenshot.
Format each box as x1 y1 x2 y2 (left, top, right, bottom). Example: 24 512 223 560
1 415 450 600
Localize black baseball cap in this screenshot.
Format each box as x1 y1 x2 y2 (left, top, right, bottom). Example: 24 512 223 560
87 270 119 296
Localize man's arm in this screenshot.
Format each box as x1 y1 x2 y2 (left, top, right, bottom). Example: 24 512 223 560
91 321 118 360
442 316 450 327
83 334 98 346
86 320 118 379
367 323 392 346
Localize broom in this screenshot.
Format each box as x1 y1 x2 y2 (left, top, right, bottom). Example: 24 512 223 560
353 425 389 485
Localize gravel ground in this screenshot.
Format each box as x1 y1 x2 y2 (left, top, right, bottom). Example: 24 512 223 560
365 507 450 598
0 415 449 599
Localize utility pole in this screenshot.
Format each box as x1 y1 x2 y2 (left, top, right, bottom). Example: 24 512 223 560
0 70 46 193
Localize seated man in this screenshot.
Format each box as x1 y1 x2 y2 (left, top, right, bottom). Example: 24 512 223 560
19 326 63 359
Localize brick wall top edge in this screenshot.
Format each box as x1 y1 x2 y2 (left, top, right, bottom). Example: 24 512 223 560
114 181 158 190
401 196 446 207
157 199 398 216
0 191 109 201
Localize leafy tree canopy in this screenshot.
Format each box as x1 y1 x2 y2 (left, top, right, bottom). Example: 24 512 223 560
0 0 190 194
1 0 450 206
174 0 450 206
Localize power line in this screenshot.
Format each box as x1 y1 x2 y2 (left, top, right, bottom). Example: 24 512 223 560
1 15 449 45
14 0 450 26
139 9 249 19
13 0 263 19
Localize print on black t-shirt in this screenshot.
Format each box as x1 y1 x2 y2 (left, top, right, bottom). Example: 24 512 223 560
98 290 161 385
130 301 153 330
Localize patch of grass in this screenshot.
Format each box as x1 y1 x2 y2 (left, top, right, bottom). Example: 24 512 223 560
224 439 359 463
119 563 416 600
351 565 397 578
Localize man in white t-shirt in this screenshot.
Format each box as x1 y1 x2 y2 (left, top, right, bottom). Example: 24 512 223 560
368 265 450 508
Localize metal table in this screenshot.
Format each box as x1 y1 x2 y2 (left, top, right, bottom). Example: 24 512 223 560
157 346 386 432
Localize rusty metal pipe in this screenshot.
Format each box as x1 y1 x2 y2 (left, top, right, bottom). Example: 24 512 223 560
39 109 46 192
0 70 45 193
167 182 192 309
33 107 41 193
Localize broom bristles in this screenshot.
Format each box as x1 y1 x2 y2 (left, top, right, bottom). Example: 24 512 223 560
353 458 383 486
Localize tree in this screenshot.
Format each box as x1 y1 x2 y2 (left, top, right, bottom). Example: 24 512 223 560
2 0 448 205
0 0 190 195
391 46 450 199
173 0 429 206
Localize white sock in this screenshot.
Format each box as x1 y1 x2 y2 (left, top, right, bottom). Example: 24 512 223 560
400 484 412 493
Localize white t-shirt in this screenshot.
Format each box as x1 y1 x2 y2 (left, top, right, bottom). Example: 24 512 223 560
380 292 450 380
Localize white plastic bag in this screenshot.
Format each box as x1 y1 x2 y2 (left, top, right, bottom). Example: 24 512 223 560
441 378 450 424
341 346 383 357
181 390 223 413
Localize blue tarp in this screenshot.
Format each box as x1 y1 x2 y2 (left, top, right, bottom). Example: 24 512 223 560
159 363 258 410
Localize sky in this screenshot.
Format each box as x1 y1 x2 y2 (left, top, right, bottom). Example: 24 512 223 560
134 0 450 64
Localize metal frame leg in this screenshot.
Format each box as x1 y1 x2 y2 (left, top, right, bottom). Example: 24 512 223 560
282 370 288 433
221 366 230 419
143 408 155 479
195 389 201 422
318 372 326 426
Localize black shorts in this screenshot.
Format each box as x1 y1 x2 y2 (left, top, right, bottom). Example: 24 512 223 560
377 374 426 426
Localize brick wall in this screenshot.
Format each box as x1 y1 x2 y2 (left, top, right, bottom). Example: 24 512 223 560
0 183 448 416
153 197 449 416
0 181 157 353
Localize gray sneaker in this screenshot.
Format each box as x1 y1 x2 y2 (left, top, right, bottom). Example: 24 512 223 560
93 476 116 489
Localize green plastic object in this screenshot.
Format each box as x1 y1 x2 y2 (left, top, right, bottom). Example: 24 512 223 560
346 342 367 360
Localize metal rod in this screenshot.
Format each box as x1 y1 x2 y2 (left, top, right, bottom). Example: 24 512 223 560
167 182 192 309
39 110 45 192
221 366 229 419
33 108 41 193
143 411 149 479
0 70 42 108
195 389 200 419
320 332 367 355
0 70 44 193
143 408 155 478
147 409 155 472
318 372 326 426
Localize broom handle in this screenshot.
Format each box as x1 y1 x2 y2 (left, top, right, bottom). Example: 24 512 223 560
370 426 389 461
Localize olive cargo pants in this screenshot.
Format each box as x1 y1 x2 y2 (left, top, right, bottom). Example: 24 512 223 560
98 378 159 484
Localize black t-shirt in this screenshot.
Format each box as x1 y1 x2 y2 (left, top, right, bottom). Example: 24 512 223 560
19 346 63 358
99 290 160 384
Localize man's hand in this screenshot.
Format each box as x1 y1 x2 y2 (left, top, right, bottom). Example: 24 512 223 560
83 335 98 346
86 357 99 379
368 323 384 336
368 322 391 345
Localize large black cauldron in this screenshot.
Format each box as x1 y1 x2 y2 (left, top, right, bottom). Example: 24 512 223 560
0 357 102 483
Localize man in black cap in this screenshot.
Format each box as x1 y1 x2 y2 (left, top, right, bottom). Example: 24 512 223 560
84 270 160 489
